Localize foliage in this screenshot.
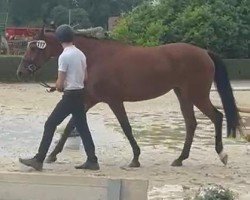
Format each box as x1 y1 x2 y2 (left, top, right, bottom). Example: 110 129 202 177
112 0 250 58
112 2 167 46
9 0 44 26
195 184 235 200
7 0 145 28
70 8 91 28
50 5 69 26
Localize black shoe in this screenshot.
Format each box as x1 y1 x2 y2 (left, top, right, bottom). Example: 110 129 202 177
19 157 43 171
75 161 100 170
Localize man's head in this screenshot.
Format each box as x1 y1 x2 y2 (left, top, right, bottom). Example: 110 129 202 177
55 24 74 44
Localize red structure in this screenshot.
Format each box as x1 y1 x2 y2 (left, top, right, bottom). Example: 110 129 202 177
5 27 40 40
4 27 40 55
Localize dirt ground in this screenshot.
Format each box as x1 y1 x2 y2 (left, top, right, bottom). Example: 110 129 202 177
0 83 249 199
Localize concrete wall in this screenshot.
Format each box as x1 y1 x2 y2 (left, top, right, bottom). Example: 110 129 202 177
0 172 148 200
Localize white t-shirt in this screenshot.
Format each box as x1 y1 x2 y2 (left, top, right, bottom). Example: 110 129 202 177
58 45 86 90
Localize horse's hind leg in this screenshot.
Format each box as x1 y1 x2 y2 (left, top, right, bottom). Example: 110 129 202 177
46 117 75 163
108 102 141 167
172 88 197 166
194 98 227 165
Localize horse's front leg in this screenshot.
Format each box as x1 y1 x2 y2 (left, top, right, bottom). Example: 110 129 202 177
46 117 75 163
108 101 141 167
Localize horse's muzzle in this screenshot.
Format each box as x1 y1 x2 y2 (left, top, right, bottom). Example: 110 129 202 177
16 65 35 81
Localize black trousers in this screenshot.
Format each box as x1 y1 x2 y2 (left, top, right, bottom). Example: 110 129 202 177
35 89 97 163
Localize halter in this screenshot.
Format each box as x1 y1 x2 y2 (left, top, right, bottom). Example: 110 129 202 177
23 40 47 73
21 58 38 74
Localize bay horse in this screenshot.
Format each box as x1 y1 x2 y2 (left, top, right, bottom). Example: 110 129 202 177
17 27 241 167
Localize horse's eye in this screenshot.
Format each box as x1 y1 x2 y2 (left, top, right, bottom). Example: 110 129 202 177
27 42 36 50
29 45 36 50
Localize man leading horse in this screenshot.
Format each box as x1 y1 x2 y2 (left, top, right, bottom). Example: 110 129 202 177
19 25 99 171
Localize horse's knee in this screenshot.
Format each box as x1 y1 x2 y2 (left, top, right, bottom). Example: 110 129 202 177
190 120 197 131
186 119 197 134
134 146 141 156
119 120 131 132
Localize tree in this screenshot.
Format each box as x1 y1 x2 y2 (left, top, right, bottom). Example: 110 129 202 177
112 0 250 58
166 0 250 58
76 0 145 27
112 1 167 46
7 0 146 29
49 5 91 28
51 5 68 26
9 0 43 26
70 8 91 28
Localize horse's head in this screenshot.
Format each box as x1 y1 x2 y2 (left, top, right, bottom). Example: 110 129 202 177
17 26 62 80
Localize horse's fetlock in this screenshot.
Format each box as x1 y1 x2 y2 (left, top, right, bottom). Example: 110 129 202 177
134 146 141 157
215 110 223 123
215 143 223 154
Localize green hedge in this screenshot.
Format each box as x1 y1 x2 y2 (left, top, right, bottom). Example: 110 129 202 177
224 59 250 80
0 56 57 82
112 0 250 58
0 56 249 82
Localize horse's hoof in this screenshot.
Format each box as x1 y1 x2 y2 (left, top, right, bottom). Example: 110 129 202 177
171 159 183 167
129 160 140 168
219 151 228 165
45 155 57 163
75 161 100 171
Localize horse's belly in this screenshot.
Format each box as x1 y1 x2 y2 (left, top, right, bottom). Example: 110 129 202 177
91 61 178 102
122 81 174 102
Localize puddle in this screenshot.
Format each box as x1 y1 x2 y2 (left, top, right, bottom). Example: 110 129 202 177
103 111 219 149
0 102 246 159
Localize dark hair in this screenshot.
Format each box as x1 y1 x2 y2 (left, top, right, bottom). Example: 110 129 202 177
55 24 74 43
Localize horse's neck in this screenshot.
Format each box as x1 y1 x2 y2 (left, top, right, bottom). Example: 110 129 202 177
75 37 100 53
74 36 128 56
47 35 63 57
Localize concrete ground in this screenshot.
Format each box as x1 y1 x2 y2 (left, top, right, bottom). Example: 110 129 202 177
0 82 249 199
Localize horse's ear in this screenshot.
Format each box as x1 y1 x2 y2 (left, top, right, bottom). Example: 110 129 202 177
50 21 57 31
39 25 45 39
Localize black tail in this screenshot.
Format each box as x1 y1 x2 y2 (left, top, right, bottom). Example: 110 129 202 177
208 51 241 138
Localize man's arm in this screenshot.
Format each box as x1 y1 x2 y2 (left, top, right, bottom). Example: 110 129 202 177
56 71 66 92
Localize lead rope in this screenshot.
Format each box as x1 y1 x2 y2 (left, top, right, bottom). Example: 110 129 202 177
39 81 56 92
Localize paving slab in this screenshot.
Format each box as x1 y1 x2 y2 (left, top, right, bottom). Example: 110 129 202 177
0 172 148 200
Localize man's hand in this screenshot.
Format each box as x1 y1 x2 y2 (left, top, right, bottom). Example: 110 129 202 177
56 71 66 92
39 82 57 93
47 87 56 93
